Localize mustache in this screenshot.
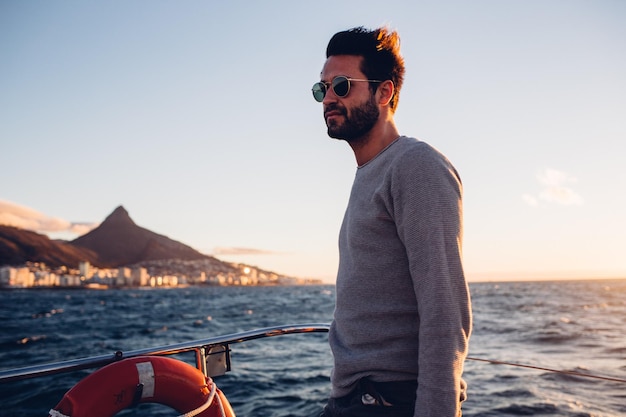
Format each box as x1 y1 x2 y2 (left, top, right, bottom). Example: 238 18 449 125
324 103 346 118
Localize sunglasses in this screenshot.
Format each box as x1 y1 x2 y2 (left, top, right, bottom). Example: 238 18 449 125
312 75 382 102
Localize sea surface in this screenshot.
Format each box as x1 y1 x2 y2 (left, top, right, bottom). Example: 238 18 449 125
1 280 625 417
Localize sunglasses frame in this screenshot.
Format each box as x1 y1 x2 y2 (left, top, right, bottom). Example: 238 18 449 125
312 75 382 102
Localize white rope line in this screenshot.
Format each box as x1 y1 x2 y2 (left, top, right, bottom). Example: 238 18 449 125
467 357 626 383
177 378 217 417
48 409 70 417
215 391 227 417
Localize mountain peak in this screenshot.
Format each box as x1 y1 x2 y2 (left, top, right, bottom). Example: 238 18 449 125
112 205 128 216
102 205 135 227
70 206 208 267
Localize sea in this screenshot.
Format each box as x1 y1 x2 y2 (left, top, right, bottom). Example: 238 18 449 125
1 280 625 417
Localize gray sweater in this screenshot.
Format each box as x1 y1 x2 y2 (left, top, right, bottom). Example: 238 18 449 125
329 136 472 417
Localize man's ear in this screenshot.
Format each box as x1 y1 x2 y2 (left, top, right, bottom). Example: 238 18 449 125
378 80 395 107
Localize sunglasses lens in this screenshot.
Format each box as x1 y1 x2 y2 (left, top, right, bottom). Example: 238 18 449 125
332 76 350 97
312 83 326 102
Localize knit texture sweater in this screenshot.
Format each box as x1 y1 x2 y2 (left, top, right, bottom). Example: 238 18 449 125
329 136 472 417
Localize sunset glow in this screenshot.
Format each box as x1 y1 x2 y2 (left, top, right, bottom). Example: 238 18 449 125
1 1 625 283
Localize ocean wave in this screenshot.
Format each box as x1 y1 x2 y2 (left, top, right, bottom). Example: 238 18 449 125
1 281 625 416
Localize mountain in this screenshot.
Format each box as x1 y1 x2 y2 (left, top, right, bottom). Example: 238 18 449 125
0 206 220 269
70 206 211 267
0 225 98 268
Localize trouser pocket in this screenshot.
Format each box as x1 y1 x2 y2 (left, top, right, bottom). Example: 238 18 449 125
322 378 417 417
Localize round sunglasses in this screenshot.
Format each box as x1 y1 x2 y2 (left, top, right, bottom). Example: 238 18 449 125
312 76 382 102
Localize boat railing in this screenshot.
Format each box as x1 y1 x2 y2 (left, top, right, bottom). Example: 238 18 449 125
0 323 330 384
4 322 623 386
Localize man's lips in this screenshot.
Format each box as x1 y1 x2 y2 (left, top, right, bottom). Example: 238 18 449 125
324 109 343 121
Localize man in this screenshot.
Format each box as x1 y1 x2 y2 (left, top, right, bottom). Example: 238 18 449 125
312 27 472 417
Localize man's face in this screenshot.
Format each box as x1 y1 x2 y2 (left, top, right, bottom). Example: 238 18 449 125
320 55 380 143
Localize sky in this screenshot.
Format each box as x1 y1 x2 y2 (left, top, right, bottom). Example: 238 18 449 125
1 1 625 283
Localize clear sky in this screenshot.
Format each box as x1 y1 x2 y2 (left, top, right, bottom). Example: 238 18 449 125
1 1 625 283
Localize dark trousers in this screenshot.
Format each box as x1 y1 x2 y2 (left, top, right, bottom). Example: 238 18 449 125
320 379 417 417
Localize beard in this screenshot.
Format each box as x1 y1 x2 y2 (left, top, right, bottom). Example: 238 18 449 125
325 95 379 143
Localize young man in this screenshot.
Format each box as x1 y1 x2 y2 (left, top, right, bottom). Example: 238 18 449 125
312 27 472 417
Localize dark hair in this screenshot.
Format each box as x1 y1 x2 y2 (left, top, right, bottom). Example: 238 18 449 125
326 26 405 111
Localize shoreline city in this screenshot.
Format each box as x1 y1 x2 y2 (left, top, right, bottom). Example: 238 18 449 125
0 259 323 289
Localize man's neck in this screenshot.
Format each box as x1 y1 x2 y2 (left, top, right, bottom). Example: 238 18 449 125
349 119 400 166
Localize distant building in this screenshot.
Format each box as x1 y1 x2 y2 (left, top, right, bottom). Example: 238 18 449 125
131 267 149 286
118 267 131 286
79 261 93 279
60 274 81 286
0 267 34 287
34 270 59 287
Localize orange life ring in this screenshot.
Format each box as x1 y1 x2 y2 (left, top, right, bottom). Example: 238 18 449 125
48 356 235 417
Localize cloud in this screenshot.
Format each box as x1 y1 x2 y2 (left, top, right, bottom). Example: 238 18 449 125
523 168 583 206
522 194 539 207
212 247 280 256
0 200 99 235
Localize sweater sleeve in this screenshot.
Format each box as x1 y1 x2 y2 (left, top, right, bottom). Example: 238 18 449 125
391 145 472 417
